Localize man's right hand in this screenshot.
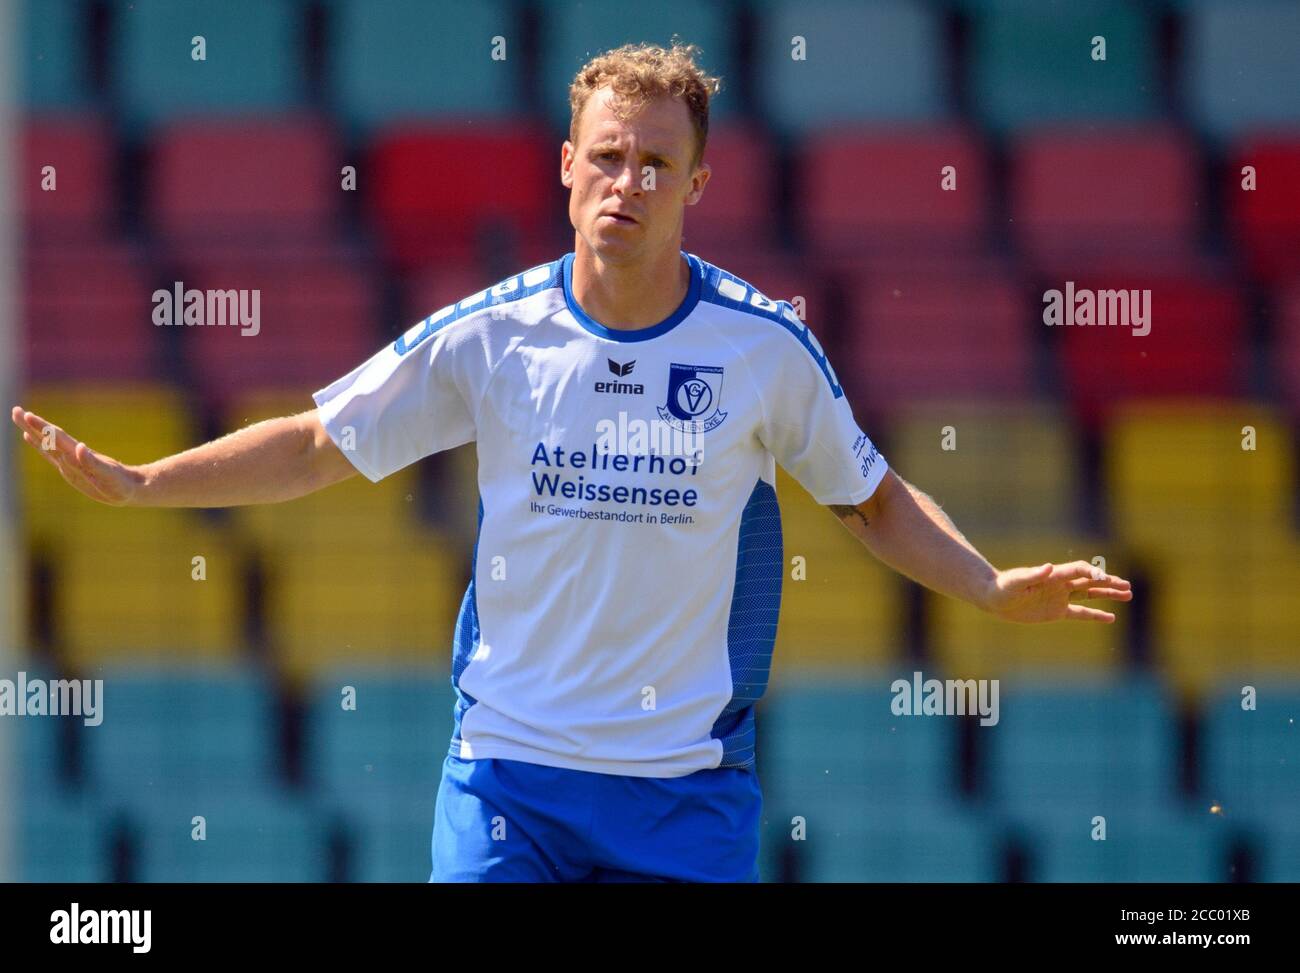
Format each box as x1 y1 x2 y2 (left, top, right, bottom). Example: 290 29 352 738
12 406 144 506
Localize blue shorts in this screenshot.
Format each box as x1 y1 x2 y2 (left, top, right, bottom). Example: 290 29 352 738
429 753 763 882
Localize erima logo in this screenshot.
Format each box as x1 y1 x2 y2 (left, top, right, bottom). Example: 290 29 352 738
596 359 643 394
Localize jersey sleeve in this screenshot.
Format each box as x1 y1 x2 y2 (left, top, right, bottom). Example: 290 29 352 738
312 306 482 483
756 311 888 506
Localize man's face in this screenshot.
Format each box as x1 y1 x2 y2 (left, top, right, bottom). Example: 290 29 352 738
561 86 710 263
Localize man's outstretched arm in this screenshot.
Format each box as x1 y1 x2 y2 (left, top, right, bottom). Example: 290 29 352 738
830 469 1133 623
11 405 357 508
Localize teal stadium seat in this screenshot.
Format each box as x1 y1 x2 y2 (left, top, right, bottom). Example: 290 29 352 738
326 0 522 131
111 0 306 128
968 1 1158 132
133 793 327 881
81 666 280 814
20 0 91 109
1030 811 1226 882
539 0 736 134
20 794 108 882
1184 0 1300 140
754 0 948 135
1202 683 1300 825
986 679 1180 829
304 668 453 880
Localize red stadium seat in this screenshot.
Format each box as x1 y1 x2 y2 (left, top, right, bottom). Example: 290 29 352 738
841 260 1033 416
24 243 159 381
683 123 779 252
1009 127 1202 273
367 122 555 271
797 126 991 256
1227 136 1300 283
148 117 342 244
172 253 380 411
21 116 114 238
1056 274 1247 425
1277 282 1300 416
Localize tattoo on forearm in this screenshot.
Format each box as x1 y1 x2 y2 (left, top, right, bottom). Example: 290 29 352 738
830 503 870 530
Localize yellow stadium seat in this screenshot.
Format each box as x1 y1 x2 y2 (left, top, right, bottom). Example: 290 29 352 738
928 535 1126 679
54 527 245 668
1107 402 1294 560
1150 536 1300 699
265 539 466 685
889 402 1078 535
772 467 905 675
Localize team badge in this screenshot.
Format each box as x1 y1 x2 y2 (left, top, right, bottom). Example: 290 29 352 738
658 363 727 433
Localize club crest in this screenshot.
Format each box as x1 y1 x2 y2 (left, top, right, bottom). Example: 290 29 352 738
658 363 727 433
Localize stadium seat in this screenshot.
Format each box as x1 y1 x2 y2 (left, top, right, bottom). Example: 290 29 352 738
537 0 737 131
19 0 92 109
24 244 161 381
1027 811 1226 882
366 124 554 270
759 671 956 801
1183 0 1300 140
147 118 342 245
841 263 1034 416
682 124 780 253
21 386 248 664
224 396 468 683
1105 402 1294 559
753 0 948 135
1008 127 1202 272
771 469 906 671
18 793 108 882
1278 282 1300 415
132 792 328 882
985 680 1180 827
170 253 380 412
21 116 115 238
111 0 307 129
888 402 1079 536
81 666 280 809
1226 137 1300 284
303 667 453 880
1202 684 1300 829
1056 276 1247 425
798 127 992 256
967 2 1158 132
1153 548 1300 698
928 535 1127 679
791 800 997 882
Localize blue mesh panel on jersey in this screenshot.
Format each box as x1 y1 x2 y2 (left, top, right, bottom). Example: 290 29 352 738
713 478 783 769
448 496 484 755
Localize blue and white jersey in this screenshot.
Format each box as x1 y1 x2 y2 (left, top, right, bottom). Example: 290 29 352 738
314 250 888 778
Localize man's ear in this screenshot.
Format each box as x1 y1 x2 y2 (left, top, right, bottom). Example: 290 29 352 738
685 161 711 206
560 141 574 188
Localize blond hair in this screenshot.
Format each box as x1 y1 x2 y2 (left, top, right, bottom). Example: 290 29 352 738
568 39 723 170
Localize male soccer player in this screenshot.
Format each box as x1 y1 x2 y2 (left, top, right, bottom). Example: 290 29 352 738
12 42 1132 882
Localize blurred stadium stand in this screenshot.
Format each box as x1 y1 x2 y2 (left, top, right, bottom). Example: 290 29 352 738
10 0 1299 882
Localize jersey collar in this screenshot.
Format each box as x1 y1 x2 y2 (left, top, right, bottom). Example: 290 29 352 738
561 250 702 343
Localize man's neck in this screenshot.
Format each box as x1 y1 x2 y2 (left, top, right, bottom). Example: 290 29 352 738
570 243 690 331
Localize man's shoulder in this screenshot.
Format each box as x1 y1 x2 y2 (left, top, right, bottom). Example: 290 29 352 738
395 254 568 355
692 253 841 390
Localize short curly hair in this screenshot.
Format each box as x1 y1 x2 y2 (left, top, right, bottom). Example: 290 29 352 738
568 39 723 171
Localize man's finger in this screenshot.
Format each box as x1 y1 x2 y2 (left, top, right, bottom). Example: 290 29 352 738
1066 604 1116 623
1003 563 1053 589
1070 587 1134 602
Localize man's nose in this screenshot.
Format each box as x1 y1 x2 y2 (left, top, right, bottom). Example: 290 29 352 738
612 162 643 194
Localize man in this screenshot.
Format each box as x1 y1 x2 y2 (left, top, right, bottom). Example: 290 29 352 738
12 42 1131 882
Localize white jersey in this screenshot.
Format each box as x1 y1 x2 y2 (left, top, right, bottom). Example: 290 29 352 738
314 250 888 777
